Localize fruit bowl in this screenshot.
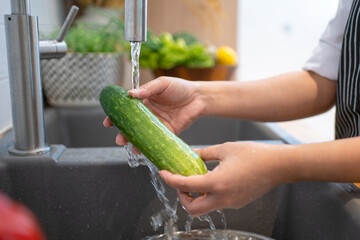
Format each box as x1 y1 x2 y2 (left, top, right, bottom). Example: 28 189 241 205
153 65 236 81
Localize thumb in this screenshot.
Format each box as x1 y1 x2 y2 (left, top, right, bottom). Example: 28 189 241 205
128 78 168 100
197 144 223 162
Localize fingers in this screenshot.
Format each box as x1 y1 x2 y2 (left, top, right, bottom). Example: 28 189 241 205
128 78 168 100
105 117 141 154
128 88 146 99
105 117 128 146
131 146 141 154
159 170 213 193
197 144 224 162
177 190 219 217
104 117 126 146
159 170 218 216
103 117 113 127
115 133 127 145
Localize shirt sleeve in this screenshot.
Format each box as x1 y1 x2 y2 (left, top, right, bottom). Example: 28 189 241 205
303 0 353 80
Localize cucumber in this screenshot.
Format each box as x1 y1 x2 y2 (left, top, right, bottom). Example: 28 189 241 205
99 84 207 176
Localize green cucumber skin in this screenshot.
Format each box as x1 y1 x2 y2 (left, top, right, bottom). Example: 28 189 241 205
99 84 207 176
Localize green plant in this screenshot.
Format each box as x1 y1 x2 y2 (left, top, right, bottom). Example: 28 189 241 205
63 17 126 53
73 0 124 8
138 32 215 70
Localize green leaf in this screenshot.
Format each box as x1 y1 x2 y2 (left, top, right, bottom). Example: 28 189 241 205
137 32 214 70
56 17 126 53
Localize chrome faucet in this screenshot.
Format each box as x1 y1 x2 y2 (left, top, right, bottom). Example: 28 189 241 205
4 0 78 155
125 0 147 42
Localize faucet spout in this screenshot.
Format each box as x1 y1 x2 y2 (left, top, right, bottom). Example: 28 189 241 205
11 0 30 15
125 0 147 42
5 1 78 155
5 1 49 155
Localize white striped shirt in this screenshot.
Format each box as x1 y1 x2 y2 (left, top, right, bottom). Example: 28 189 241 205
304 0 360 139
303 0 352 80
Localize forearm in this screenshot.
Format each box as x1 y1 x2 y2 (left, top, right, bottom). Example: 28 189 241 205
198 71 336 121
278 138 360 183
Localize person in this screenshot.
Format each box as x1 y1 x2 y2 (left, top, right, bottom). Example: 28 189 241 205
104 0 360 217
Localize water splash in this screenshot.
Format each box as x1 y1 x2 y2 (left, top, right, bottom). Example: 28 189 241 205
124 143 145 168
147 158 179 238
145 229 269 240
123 144 228 239
184 210 194 233
198 214 216 230
217 210 227 230
124 143 178 238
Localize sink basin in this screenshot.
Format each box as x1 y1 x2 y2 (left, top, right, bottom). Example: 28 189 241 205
43 106 286 148
0 106 360 240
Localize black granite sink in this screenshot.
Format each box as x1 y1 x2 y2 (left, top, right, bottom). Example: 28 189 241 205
43 106 285 148
0 106 359 240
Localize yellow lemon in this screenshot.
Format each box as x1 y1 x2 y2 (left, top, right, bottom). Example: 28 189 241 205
216 46 237 65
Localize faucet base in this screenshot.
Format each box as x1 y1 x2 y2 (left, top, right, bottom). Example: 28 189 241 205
8 145 51 156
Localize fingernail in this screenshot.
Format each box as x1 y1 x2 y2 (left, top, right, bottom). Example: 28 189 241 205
129 89 141 95
132 147 141 155
128 89 136 94
103 119 114 128
159 170 169 179
193 148 201 153
130 89 147 98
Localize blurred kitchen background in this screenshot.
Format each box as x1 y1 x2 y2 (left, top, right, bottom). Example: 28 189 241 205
0 0 338 143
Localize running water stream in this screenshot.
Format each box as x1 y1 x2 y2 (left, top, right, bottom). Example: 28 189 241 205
130 42 141 96
128 42 228 239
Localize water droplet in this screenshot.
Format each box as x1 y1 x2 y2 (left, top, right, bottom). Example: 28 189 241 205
151 211 164 231
198 214 216 230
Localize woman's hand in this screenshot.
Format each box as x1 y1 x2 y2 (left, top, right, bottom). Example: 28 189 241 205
103 77 207 145
159 141 294 217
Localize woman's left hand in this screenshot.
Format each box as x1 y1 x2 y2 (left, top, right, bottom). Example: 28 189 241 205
159 141 294 217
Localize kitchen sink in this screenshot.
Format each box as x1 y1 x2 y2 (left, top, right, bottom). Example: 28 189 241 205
0 106 359 239
43 106 286 148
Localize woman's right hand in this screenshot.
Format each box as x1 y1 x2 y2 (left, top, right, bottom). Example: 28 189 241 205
103 76 207 146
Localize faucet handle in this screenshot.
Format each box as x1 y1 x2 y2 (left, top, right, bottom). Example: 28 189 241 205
40 6 79 59
57 6 79 42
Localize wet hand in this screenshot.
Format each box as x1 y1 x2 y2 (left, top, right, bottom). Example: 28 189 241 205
103 76 206 146
159 142 291 217
103 117 128 146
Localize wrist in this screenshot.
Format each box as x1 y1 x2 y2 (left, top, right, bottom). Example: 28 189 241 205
270 144 303 184
194 81 213 118
196 81 229 117
195 81 246 118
